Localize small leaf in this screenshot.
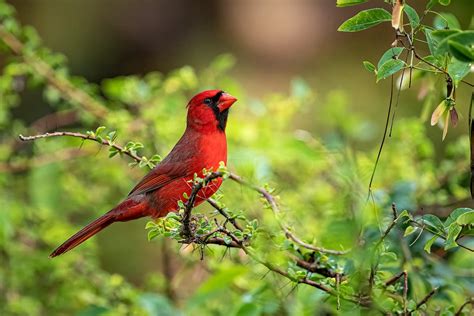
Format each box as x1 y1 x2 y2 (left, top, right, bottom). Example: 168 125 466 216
363 61 376 73
336 0 367 7
438 0 451 6
431 100 447 126
145 221 157 229
338 8 392 32
424 235 438 254
404 4 420 29
444 223 462 250
421 214 445 234
376 59 405 81
95 126 106 135
404 226 417 237
377 47 404 68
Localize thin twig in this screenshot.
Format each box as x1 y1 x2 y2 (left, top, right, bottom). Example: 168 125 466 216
18 131 142 162
416 287 437 310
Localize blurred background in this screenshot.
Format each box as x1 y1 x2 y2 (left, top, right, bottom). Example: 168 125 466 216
2 0 473 315
10 0 473 125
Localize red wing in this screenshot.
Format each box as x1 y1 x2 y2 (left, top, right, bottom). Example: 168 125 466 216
128 162 190 197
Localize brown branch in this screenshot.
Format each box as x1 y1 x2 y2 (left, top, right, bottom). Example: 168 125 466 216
416 287 437 310
0 25 108 118
181 172 224 238
18 131 142 163
207 197 243 231
228 173 350 255
455 298 474 316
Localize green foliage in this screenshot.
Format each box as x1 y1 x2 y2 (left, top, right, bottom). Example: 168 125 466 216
0 0 473 315
338 8 392 32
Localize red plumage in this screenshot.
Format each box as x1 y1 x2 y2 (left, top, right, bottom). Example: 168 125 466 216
50 90 237 257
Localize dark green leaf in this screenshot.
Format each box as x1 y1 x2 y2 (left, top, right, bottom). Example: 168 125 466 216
421 214 445 234
424 28 437 55
338 8 392 32
336 0 367 7
447 58 471 85
436 31 474 55
377 47 404 68
377 59 405 81
404 4 420 29
448 40 474 63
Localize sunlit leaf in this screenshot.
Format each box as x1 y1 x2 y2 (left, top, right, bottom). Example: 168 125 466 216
431 100 447 126
376 59 405 81
456 211 474 225
424 235 438 253
444 208 473 227
444 223 461 250
404 226 417 237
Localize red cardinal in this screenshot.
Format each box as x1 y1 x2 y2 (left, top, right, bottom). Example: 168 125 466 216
50 90 237 257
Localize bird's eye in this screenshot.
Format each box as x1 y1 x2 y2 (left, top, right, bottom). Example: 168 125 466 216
203 98 211 105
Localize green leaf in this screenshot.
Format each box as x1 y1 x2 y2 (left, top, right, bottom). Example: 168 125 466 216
447 58 471 86
436 31 474 55
448 40 474 63
404 4 420 29
444 208 473 227
424 28 437 55
363 61 376 73
338 8 392 32
433 12 460 30
377 47 404 69
95 126 106 135
438 0 451 6
424 235 438 254
421 214 445 234
456 211 474 226
404 226 417 237
376 59 405 81
398 210 413 220
444 223 461 250
336 0 367 7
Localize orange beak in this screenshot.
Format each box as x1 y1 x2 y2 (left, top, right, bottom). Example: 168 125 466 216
217 93 237 111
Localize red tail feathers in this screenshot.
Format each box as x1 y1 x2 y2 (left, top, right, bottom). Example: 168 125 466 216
50 212 115 258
